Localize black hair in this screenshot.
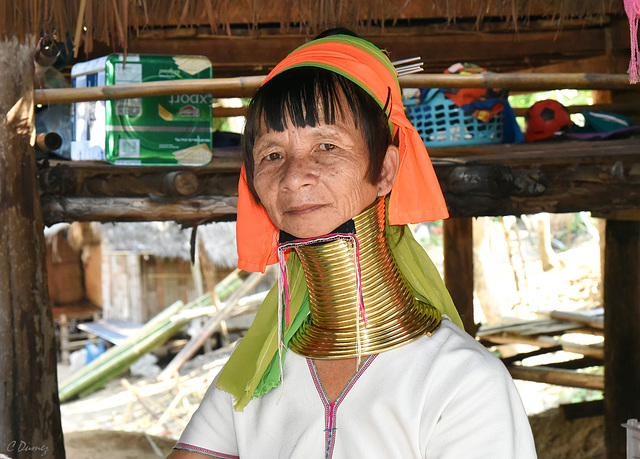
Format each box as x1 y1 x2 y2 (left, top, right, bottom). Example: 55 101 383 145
314 28 359 39
242 66 393 203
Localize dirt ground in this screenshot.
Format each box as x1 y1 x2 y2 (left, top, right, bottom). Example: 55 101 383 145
64 431 176 459
529 409 605 459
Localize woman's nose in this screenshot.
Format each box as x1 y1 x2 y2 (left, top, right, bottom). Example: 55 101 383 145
280 156 319 191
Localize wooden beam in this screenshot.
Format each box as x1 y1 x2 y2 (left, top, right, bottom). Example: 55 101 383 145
603 220 640 459
484 332 604 360
431 138 640 217
108 21 628 76
443 218 476 335
37 137 640 223
0 37 65 457
40 195 238 225
507 365 604 390
548 310 604 330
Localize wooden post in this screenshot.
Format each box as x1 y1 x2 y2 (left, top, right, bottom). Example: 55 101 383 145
443 217 477 335
0 37 65 457
603 220 640 459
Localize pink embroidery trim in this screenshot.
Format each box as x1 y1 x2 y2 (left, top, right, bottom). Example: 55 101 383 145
174 442 239 459
306 355 378 459
625 0 640 83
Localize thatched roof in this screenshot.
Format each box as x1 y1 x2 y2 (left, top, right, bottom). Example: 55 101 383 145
99 221 238 268
0 0 626 53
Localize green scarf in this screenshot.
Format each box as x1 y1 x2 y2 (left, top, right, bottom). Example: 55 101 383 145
216 223 463 411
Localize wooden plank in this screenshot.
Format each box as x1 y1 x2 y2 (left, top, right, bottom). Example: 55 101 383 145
108 21 627 76
547 309 604 329
507 365 604 390
603 220 640 458
478 318 582 336
83 244 103 307
500 345 563 365
78 319 144 345
560 399 604 420
443 218 476 335
41 195 239 225
483 333 604 359
539 356 603 370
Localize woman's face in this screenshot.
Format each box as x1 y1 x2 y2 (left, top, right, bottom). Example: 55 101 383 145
252 116 397 239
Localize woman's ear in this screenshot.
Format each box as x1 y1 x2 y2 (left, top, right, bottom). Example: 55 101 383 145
377 144 399 196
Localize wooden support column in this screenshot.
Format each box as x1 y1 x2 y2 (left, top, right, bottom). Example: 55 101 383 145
443 217 477 335
603 220 640 459
0 38 65 457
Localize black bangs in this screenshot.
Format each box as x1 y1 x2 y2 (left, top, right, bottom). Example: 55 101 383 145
243 66 392 203
256 67 349 133
245 67 369 142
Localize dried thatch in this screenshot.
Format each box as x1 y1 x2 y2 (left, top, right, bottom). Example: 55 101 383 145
0 0 625 54
93 221 238 268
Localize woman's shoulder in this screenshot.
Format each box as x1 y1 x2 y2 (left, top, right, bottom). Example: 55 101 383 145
384 317 507 379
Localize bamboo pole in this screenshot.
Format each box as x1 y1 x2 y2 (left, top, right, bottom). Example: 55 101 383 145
158 271 265 381
35 75 265 105
59 269 247 402
59 299 191 402
400 73 636 91
33 73 639 105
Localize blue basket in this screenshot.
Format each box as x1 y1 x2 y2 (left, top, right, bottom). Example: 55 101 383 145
405 89 503 147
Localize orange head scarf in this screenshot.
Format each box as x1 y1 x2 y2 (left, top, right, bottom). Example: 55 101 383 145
237 35 448 272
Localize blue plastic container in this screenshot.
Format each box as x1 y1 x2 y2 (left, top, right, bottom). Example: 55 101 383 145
405 89 503 147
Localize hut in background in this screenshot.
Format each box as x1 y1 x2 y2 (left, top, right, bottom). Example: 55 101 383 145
51 221 238 323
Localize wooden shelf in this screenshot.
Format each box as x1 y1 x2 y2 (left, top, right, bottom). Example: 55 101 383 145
38 136 640 224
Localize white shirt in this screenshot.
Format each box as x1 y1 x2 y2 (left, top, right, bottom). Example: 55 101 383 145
176 319 537 458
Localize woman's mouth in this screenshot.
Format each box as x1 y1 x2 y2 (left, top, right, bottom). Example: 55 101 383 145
285 204 326 216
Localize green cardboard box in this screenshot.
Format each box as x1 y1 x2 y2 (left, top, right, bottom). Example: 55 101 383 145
71 54 213 166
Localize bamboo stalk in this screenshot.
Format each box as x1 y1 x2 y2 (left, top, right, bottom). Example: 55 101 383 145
59 270 247 401
400 73 636 90
157 271 265 381
59 299 195 402
33 72 638 106
35 75 265 105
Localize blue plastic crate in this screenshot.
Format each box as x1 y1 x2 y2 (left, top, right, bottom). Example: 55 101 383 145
405 89 503 147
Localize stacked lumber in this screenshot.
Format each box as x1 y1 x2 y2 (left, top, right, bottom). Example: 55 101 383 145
478 308 604 390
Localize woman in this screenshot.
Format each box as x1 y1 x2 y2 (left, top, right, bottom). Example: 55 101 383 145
169 33 536 458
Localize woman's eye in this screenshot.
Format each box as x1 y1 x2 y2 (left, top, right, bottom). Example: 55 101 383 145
265 152 282 161
319 143 337 151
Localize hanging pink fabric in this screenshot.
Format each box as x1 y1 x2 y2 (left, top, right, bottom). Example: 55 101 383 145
626 0 640 83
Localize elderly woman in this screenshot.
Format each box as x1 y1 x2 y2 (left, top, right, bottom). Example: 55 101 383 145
169 32 536 459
